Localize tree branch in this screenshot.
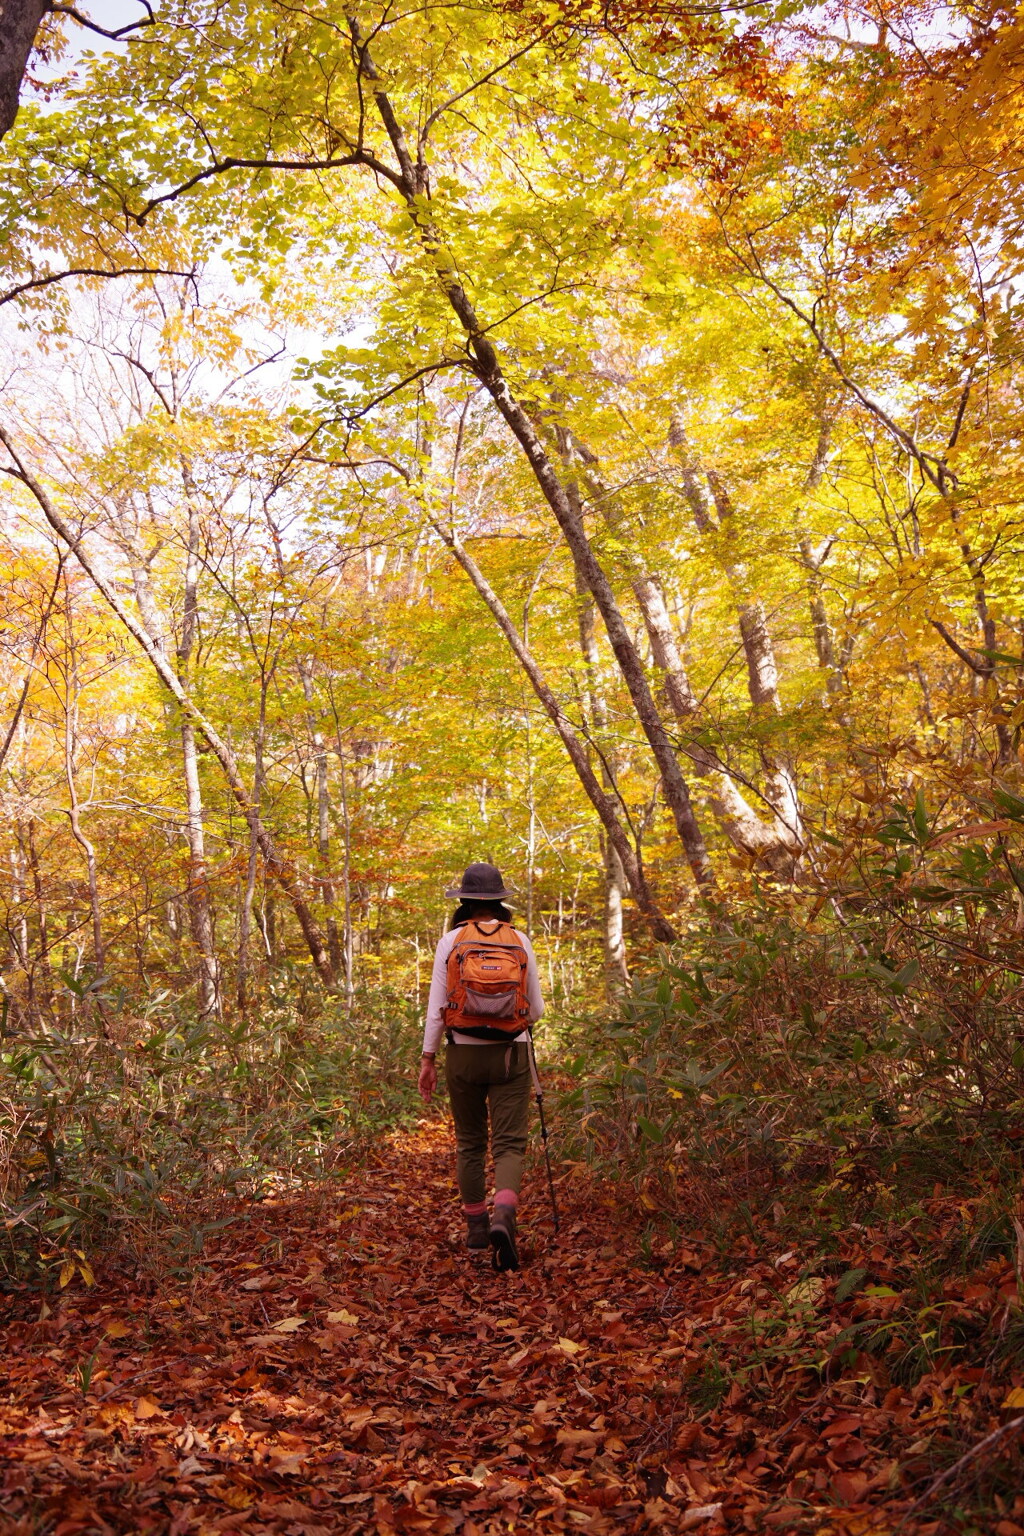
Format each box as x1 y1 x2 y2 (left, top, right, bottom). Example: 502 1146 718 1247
49 2 155 41
0 265 197 310
133 150 403 225
736 238 954 495
928 617 987 676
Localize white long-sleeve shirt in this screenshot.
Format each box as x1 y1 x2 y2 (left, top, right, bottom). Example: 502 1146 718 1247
422 925 545 1055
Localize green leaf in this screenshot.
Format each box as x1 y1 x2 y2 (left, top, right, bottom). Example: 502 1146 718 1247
835 1267 868 1303
913 788 929 843
636 1116 665 1144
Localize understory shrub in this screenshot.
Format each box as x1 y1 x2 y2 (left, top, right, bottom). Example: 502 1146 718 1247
561 786 1024 1227
0 981 423 1287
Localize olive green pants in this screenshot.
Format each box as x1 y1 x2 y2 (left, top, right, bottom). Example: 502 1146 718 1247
445 1042 530 1205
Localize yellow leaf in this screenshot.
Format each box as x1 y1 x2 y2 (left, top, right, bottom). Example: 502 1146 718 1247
272 1315 306 1333
787 1277 825 1307
59 1259 75 1289
557 1336 584 1355
221 1485 255 1510
326 1309 359 1326
1002 1387 1024 1408
134 1396 161 1419
104 1319 130 1338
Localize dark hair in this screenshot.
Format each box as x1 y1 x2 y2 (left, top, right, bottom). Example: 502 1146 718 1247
450 898 513 929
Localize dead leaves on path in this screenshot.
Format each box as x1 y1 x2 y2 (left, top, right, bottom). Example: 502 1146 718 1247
1 1125 1023 1534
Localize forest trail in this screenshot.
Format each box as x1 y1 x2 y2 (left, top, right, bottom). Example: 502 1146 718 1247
0 1124 1006 1536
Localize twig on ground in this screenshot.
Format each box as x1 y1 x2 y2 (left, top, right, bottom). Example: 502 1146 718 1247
898 1414 1024 1525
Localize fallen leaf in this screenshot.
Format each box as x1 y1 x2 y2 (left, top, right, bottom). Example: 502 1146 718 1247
103 1319 130 1338
681 1504 723 1529
272 1315 306 1332
787 1276 825 1306
557 1336 584 1355
326 1308 359 1325
220 1485 255 1510
1002 1387 1024 1409
267 1451 306 1475
134 1396 161 1420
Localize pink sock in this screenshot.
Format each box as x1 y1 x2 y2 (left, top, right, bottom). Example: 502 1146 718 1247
462 1201 487 1216
494 1189 518 1209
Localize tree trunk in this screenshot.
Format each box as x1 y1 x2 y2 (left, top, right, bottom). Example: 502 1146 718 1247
26 816 51 1014
574 563 629 992
603 838 629 992
433 517 677 942
299 661 341 976
335 745 355 1009
176 475 221 1017
670 424 805 863
116 491 221 1017
236 683 266 1009
1 426 336 987
568 427 802 874
352 24 715 897
61 625 110 1037
0 0 48 141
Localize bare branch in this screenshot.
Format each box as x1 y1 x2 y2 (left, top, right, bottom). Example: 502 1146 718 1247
0 264 198 310
49 2 155 41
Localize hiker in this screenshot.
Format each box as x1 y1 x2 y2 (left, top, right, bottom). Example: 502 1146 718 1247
418 862 544 1272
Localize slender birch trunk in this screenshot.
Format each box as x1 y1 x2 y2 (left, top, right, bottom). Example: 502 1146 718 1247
26 816 51 1014
60 611 111 1038
299 661 341 976
115 491 221 1016
176 472 221 1016
335 744 355 1010
236 680 267 1008
575 567 629 991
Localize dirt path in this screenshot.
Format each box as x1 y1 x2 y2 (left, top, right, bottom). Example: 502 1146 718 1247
0 1124 1012 1534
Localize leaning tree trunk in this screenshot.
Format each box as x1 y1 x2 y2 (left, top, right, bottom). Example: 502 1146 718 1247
432 517 677 943
352 23 715 899
0 0 48 141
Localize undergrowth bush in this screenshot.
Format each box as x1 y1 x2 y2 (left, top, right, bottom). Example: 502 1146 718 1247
561 785 1024 1232
0 980 423 1288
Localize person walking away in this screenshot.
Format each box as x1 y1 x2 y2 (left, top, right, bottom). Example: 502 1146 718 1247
418 863 544 1272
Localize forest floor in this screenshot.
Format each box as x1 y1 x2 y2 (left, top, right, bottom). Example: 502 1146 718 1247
2 1123 1022 1536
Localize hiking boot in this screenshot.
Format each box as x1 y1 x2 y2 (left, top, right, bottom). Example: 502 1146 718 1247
465 1212 490 1252
489 1203 519 1272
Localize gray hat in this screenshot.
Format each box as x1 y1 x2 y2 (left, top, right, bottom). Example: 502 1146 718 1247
444 862 517 904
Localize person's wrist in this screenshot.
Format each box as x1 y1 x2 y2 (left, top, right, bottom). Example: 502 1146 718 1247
421 1051 436 1061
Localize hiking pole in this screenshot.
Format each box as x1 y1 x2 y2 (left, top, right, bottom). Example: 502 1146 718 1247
527 1033 560 1234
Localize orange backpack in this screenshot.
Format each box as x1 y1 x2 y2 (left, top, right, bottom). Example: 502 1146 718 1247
444 919 531 1040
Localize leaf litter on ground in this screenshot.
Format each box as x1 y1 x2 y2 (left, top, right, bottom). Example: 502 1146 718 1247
2 1123 1024 1533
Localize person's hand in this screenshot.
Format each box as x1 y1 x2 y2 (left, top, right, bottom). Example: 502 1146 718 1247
418 1056 437 1103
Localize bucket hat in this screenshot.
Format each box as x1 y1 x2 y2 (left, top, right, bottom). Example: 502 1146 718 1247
444 862 517 904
